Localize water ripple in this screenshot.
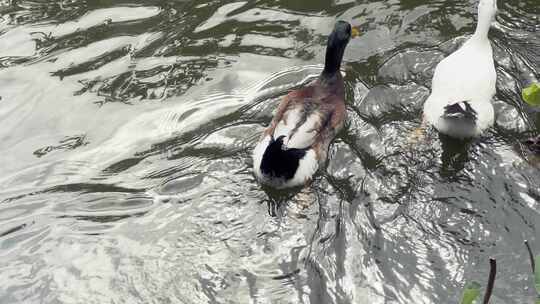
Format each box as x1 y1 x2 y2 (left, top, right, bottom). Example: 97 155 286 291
0 0 539 303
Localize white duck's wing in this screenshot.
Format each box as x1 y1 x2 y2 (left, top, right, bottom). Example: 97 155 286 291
423 38 497 138
431 40 496 103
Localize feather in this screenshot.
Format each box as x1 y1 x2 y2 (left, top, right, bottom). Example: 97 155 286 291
260 136 308 180
442 101 478 121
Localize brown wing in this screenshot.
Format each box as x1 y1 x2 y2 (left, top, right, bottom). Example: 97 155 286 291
263 86 315 137
312 96 347 159
325 96 346 135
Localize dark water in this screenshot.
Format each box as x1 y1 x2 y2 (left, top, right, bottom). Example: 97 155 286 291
0 0 539 303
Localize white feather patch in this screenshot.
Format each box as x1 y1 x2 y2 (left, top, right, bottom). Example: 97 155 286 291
274 107 300 139
286 149 318 188
273 107 320 150
286 113 320 149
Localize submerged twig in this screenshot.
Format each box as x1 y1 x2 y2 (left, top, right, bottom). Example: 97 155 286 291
525 240 536 273
482 258 497 304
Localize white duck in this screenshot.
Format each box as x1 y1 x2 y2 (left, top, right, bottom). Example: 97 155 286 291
423 0 498 138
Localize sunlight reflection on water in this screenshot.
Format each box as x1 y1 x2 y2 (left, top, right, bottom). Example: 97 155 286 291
0 0 539 303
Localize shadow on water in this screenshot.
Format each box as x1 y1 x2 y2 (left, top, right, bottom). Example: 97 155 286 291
0 0 539 303
439 134 473 178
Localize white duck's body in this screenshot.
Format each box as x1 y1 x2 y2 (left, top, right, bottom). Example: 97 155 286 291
423 0 497 138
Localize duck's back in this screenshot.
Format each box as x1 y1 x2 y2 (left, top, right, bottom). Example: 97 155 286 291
432 39 496 102
423 37 497 138
273 86 341 150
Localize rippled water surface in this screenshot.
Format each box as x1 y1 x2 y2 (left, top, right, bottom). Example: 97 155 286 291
0 0 539 303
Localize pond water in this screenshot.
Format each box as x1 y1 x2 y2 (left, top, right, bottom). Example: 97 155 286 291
0 0 539 303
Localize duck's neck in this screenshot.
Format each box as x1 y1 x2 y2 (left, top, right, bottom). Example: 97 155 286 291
472 13 493 41
321 43 346 80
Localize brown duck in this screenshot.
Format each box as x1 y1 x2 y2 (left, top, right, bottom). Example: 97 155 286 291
253 21 359 188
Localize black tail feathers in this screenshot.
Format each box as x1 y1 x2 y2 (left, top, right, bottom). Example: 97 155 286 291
443 101 478 121
260 136 307 180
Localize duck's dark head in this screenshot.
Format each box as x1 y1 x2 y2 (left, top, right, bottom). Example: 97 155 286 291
322 21 360 79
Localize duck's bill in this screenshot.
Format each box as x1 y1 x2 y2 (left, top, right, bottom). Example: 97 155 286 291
351 26 361 38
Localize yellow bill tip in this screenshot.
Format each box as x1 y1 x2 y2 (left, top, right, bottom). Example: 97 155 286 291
351 26 361 38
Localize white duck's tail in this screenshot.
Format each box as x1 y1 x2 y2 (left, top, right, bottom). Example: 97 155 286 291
442 101 478 122
430 100 488 138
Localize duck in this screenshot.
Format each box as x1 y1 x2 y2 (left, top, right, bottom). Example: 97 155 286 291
422 0 498 139
252 21 360 189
